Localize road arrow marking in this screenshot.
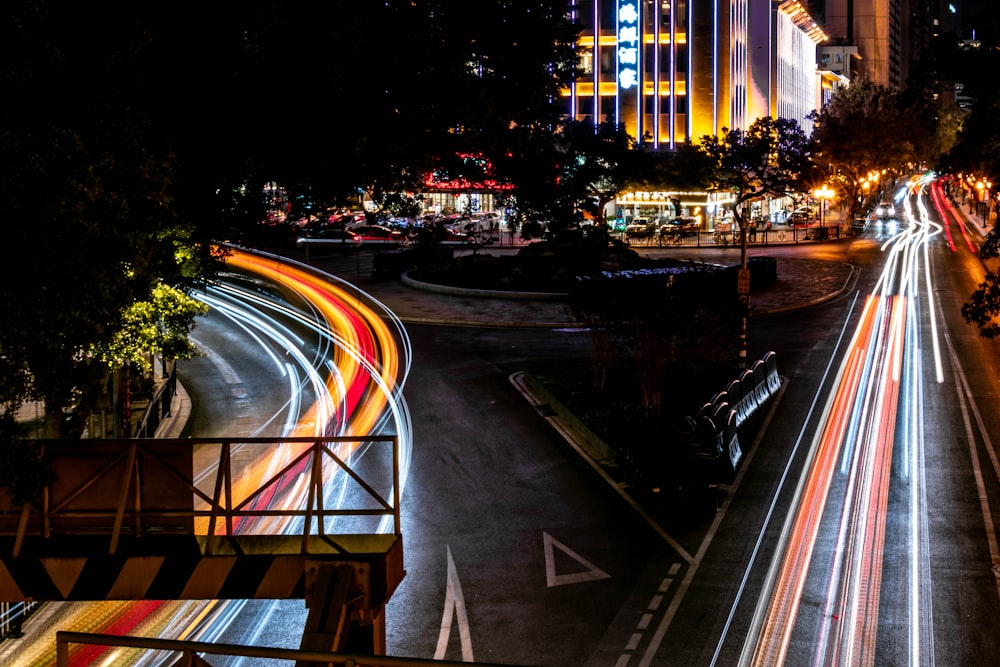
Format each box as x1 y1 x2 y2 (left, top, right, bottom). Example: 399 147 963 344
435 545 473 662
544 532 611 587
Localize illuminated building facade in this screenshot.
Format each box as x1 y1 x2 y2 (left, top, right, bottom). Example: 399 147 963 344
566 1 826 146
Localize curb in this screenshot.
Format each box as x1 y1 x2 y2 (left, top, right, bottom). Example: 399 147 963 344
519 373 616 467
401 270 569 301
753 261 859 316
154 379 191 439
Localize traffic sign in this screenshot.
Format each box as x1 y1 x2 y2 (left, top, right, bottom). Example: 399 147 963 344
737 268 751 294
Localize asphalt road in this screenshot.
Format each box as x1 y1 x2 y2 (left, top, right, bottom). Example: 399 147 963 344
18 205 991 667
146 211 1000 667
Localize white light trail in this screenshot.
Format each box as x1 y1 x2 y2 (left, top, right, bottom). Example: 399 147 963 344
743 175 947 667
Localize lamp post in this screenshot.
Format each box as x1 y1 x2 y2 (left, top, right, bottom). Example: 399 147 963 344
976 181 986 222
813 185 834 236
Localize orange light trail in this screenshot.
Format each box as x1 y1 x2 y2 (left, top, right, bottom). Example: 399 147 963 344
11 250 413 666
743 175 947 667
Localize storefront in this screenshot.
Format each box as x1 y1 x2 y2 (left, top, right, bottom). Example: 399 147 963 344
613 190 738 231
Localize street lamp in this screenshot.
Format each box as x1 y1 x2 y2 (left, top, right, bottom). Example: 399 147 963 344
977 181 986 221
813 185 835 233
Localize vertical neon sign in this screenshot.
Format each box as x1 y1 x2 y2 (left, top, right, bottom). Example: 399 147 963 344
618 2 640 89
617 2 640 137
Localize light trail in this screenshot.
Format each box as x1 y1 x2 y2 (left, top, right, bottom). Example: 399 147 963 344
741 176 946 667
3 249 413 666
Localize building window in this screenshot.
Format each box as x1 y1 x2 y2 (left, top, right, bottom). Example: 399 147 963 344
600 45 614 76
600 96 616 121
579 46 594 75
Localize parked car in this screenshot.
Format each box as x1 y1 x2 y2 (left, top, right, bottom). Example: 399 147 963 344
352 225 404 245
625 217 657 237
296 228 361 249
789 206 815 223
660 216 700 236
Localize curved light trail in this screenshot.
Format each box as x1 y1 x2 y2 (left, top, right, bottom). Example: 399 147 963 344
740 173 949 667
2 248 412 666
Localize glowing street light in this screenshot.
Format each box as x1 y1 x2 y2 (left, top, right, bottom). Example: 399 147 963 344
813 184 835 230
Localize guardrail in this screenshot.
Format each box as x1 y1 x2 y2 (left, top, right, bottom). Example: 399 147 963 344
56 631 522 667
1 436 401 558
615 223 847 248
687 351 781 471
133 363 177 438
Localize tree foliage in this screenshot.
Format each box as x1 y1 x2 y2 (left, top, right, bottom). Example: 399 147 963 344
1 1 584 444
696 117 812 263
941 38 1000 335
809 80 936 219
93 283 209 371
505 121 640 232
1 3 219 437
962 228 1000 337
569 268 740 414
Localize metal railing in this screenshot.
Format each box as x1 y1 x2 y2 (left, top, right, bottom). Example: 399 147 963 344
56 631 525 667
134 364 177 438
2 436 401 557
615 222 847 248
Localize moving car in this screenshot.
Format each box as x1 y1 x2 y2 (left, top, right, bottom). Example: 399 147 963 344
876 201 895 219
295 228 361 249
352 225 404 245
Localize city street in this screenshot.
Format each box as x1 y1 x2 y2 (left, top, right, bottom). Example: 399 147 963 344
6 186 1000 667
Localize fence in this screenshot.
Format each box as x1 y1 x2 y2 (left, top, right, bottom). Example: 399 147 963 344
617 223 846 248
56 631 522 667
133 362 177 438
1 436 402 558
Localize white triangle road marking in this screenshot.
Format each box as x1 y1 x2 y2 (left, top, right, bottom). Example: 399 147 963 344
544 532 611 587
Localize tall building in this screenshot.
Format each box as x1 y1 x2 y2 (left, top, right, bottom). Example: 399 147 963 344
566 0 827 147
823 0 904 86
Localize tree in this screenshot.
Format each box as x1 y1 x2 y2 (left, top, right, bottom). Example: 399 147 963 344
551 121 641 227
962 230 1000 337
696 117 812 267
695 116 811 364
230 1 580 227
0 3 219 438
0 1 582 444
809 80 934 220
93 283 209 372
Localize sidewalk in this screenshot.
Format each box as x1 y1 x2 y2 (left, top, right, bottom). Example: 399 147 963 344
301 251 857 328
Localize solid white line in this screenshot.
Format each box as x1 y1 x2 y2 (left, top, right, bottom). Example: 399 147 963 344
699 295 863 667
945 335 1000 603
